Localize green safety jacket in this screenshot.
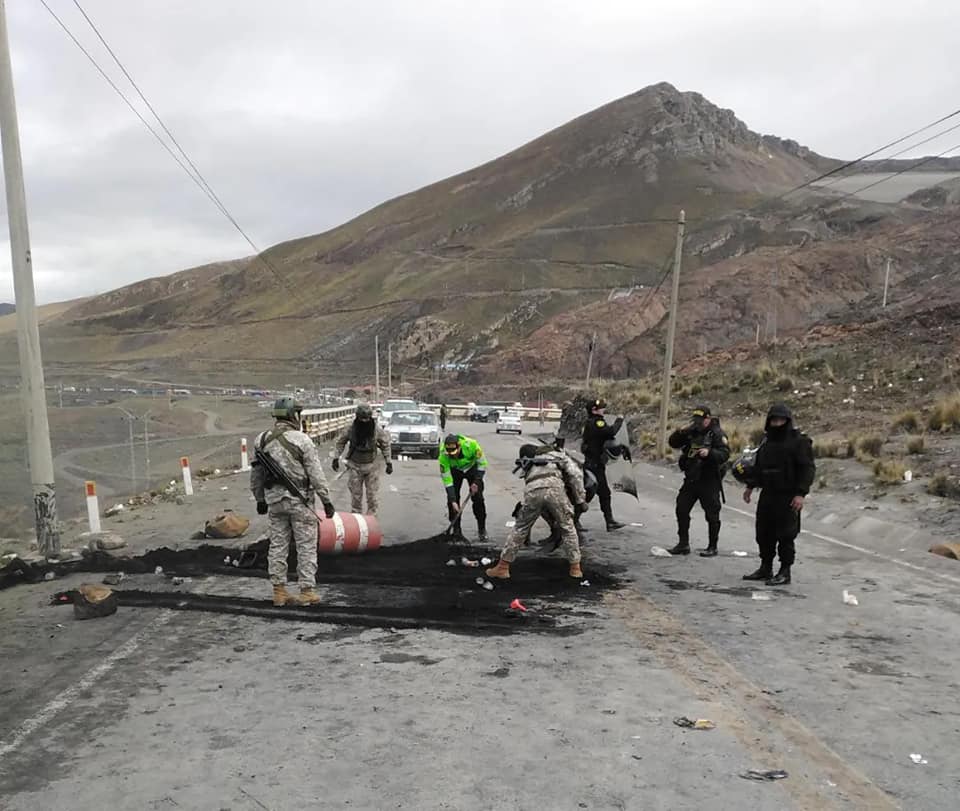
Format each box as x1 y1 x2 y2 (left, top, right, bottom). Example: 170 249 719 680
438 435 487 495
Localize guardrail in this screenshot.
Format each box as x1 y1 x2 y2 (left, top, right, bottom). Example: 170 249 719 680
301 405 355 441
420 404 563 421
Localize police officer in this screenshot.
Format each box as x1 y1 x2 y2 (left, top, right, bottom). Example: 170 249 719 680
667 406 730 557
742 403 815 586
251 397 335 606
486 443 588 580
581 398 625 531
439 403 448 431
332 403 392 514
439 433 488 540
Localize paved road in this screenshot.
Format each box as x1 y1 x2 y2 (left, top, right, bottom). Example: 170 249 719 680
1 420 958 809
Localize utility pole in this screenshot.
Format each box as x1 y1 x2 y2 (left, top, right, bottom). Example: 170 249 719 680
387 342 393 398
0 2 59 555
374 335 380 402
882 258 891 308
657 210 686 457
116 407 136 496
584 331 597 388
142 410 152 490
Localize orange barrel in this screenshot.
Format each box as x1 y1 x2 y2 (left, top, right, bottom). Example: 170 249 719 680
318 512 383 555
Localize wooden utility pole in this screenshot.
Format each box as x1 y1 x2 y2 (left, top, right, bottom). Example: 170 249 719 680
584 331 597 388
0 1 59 554
882 258 891 308
387 342 393 398
374 335 380 402
657 210 686 457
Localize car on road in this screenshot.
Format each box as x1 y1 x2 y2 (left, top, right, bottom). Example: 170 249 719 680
470 405 501 423
496 410 523 435
387 410 441 458
379 398 418 427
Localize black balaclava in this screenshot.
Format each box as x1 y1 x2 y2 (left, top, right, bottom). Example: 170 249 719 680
765 403 793 441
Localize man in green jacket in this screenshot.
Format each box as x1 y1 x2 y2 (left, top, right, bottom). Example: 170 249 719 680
439 433 488 540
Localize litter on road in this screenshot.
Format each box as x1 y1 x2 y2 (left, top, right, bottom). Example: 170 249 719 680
445 559 457 567
842 589 859 606
673 717 716 730
751 592 772 601
154 566 163 575
510 598 527 612
650 546 671 557
731 550 748 557
740 769 789 781
910 753 928 764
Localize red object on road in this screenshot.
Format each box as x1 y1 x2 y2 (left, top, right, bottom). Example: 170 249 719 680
318 512 383 555
510 598 527 612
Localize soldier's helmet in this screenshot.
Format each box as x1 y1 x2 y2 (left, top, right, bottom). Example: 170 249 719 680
272 396 303 422
356 403 374 420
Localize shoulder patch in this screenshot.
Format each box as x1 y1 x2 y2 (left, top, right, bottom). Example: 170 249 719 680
596 420 606 428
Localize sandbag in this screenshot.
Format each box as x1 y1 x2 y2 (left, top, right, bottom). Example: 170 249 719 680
204 511 250 539
929 543 960 561
74 583 118 620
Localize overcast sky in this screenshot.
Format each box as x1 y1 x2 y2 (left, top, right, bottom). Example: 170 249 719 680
1 0 957 304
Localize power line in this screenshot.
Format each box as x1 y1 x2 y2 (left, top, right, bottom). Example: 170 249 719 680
38 0 294 291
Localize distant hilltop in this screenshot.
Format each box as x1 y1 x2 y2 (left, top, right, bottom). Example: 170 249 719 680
0 303 15 316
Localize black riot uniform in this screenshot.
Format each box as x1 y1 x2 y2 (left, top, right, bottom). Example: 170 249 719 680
581 399 625 531
743 403 815 586
667 406 730 557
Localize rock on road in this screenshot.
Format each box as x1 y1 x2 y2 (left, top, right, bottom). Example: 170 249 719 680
0 420 957 809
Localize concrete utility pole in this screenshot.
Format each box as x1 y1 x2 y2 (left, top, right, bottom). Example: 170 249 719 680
116 407 136 496
374 335 380 402
882 258 891 308
387 342 392 398
142 411 152 490
584 331 597 387
0 1 59 555
657 210 685 457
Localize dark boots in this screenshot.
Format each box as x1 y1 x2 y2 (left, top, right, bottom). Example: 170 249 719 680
668 542 690 556
699 545 718 558
742 563 773 581
605 512 625 531
767 565 791 586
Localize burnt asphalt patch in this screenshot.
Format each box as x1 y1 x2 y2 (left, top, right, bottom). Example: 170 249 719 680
27 538 625 636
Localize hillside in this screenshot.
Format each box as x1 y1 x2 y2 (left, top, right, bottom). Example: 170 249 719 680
0 82 837 384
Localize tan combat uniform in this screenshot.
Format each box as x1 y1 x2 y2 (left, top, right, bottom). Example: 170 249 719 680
500 450 587 564
335 422 392 514
250 420 332 588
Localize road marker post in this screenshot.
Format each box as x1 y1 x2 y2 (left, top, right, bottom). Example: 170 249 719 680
240 438 250 471
85 481 101 534
180 456 194 496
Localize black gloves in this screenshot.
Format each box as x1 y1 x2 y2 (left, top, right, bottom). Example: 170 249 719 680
331 458 340 472
256 501 268 515
385 462 393 475
323 501 336 519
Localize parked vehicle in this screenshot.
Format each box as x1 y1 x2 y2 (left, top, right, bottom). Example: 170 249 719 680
387 410 441 458
379 398 418 427
496 410 523 435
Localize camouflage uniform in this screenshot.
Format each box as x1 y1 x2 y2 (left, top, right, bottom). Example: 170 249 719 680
250 419 332 588
500 450 587 564
335 422 392 514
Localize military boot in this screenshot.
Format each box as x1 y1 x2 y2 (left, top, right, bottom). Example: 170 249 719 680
767 565 791 586
272 584 297 606
699 545 718 558
485 560 510 579
742 563 773 581
668 542 691 556
568 561 584 579
605 516 626 531
297 587 321 606
477 522 489 543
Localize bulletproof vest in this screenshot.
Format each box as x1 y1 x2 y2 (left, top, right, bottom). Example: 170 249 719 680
347 421 378 464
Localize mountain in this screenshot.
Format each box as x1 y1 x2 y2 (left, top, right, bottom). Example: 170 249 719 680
0 82 838 384
0 82 954 390
0 303 14 316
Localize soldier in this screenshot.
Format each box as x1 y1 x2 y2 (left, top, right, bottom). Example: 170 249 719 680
742 403 816 586
332 403 392 514
439 433 488 541
667 406 730 557
251 397 335 606
486 443 589 580
581 398 626 531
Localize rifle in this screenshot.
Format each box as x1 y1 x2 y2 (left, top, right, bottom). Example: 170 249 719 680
253 446 328 522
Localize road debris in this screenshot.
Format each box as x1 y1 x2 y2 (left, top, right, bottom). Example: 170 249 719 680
104 504 125 517
154 566 164 575
445 558 457 567
751 592 772 601
482 581 494 591
842 589 859 606
481 557 492 566
73 583 118 620
740 769 788 781
910 753 928 764
673 717 715 730
102 572 124 586
650 546 671 557
205 511 250 539
580 579 591 587
731 550 748 557
510 598 527 612
461 557 480 568
43 571 55 581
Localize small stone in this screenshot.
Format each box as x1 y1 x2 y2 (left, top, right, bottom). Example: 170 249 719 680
43 571 55 581
154 566 163 575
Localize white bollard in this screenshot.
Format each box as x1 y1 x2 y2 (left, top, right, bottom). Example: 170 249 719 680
240 437 250 471
85 480 101 534
180 456 194 496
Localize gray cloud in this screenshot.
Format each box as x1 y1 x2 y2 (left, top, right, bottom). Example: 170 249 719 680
1 0 957 302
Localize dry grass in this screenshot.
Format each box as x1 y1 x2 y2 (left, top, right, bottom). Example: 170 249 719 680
856 435 885 457
927 393 960 432
891 410 921 434
814 438 846 458
927 472 960 499
776 376 794 392
906 435 926 455
755 360 778 384
873 458 907 484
